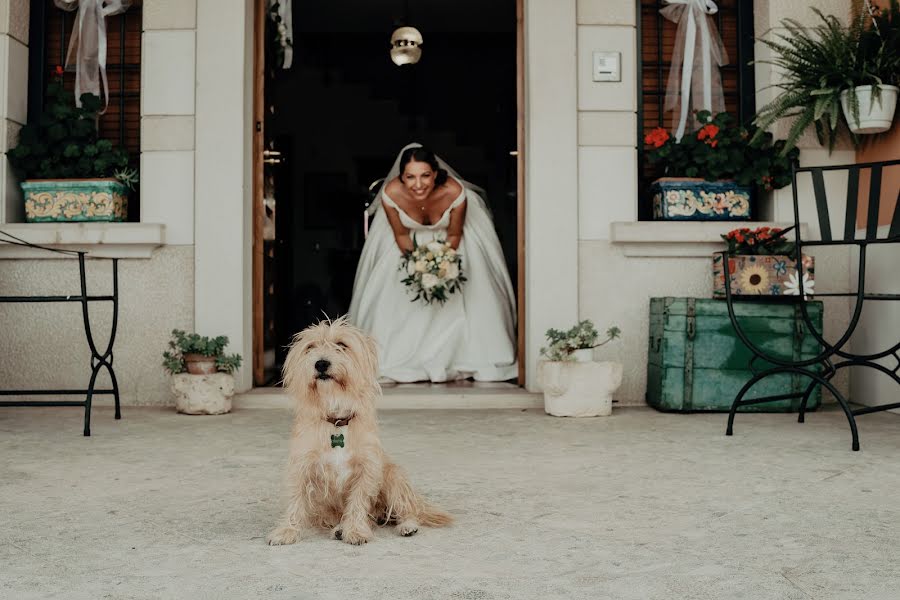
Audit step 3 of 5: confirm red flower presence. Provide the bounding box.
[644,127,670,149]
[707,139,718,148]
[697,124,720,141]
[54,65,64,77]
[735,233,745,243]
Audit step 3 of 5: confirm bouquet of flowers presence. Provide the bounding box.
[399,237,466,305]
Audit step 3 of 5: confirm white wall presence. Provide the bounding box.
[0,0,28,223]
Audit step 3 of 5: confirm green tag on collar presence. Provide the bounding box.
[331,434,345,448]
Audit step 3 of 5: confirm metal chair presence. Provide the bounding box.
[722,158,900,451]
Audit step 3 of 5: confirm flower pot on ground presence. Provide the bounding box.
[712,227,815,299]
[539,360,623,417]
[163,330,243,415]
[643,112,797,221]
[539,320,622,417]
[841,85,899,134]
[7,69,137,222]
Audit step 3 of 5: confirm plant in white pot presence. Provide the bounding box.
[538,321,622,417]
[752,4,900,155]
[163,330,243,415]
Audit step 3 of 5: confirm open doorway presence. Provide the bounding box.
[253,0,522,386]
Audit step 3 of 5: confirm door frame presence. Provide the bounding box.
[251,0,527,386]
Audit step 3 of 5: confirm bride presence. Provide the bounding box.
[348,143,518,383]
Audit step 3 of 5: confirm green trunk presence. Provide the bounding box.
[647,297,824,412]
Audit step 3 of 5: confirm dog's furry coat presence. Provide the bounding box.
[267,318,452,545]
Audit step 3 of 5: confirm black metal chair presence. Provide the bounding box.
[722,158,900,451]
[0,230,121,436]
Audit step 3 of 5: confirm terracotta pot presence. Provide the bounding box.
[183,353,218,375]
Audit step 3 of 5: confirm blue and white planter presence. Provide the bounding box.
[650,178,752,221]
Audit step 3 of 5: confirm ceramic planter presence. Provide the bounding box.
[21,178,128,222]
[651,178,752,221]
[538,360,623,417]
[183,353,218,375]
[840,85,899,135]
[712,254,815,298]
[570,348,593,362]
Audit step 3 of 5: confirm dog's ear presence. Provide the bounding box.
[281,328,311,398]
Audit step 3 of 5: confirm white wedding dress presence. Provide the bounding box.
[348,146,517,383]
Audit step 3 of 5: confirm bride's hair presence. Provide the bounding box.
[399,146,449,187]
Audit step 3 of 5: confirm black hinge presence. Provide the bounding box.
[684,298,696,410]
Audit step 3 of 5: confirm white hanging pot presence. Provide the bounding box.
[571,348,594,363]
[840,85,899,134]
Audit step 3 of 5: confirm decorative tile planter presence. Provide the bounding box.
[21,178,128,222]
[651,178,752,221]
[712,254,815,298]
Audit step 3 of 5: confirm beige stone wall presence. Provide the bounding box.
[0,246,194,406]
[573,0,853,405]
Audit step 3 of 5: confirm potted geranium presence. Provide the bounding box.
[7,67,137,222]
[644,111,798,221]
[163,330,243,415]
[538,321,622,417]
[753,5,899,153]
[712,226,815,298]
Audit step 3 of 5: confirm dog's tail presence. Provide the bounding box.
[417,503,453,527]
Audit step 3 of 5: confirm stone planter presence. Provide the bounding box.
[840,85,898,135]
[21,178,128,222]
[171,372,234,415]
[712,254,815,298]
[538,360,623,417]
[650,178,752,221]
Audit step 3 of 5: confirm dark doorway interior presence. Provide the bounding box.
[263,0,517,381]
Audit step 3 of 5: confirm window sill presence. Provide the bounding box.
[0,223,166,259]
[609,221,807,257]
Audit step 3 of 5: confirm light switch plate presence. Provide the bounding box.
[592,51,621,82]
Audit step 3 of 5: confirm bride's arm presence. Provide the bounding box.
[446,201,467,250]
[383,204,414,252]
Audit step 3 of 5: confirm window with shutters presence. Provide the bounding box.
[637,0,756,219]
[28,0,142,162]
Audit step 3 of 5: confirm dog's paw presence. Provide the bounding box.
[396,520,419,537]
[266,526,301,546]
[340,526,373,545]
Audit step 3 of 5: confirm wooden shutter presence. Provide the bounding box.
[43,0,142,157]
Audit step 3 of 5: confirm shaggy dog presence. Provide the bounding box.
[266,317,452,545]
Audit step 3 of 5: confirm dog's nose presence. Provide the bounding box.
[315,359,331,374]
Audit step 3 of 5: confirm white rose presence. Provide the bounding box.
[421,273,439,290]
[444,262,460,280]
[426,241,444,254]
[406,260,416,275]
[414,260,427,273]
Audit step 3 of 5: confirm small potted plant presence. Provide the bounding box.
[712,226,815,298]
[163,329,243,415]
[644,111,798,221]
[538,321,622,417]
[7,67,138,222]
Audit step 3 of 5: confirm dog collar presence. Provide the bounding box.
[326,414,354,428]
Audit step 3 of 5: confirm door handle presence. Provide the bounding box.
[264,158,283,165]
[263,150,282,158]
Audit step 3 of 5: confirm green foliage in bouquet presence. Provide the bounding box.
[540,320,621,362]
[644,111,799,191]
[162,329,243,375]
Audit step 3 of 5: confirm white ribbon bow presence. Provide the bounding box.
[268,0,293,69]
[54,0,132,112]
[660,0,727,141]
